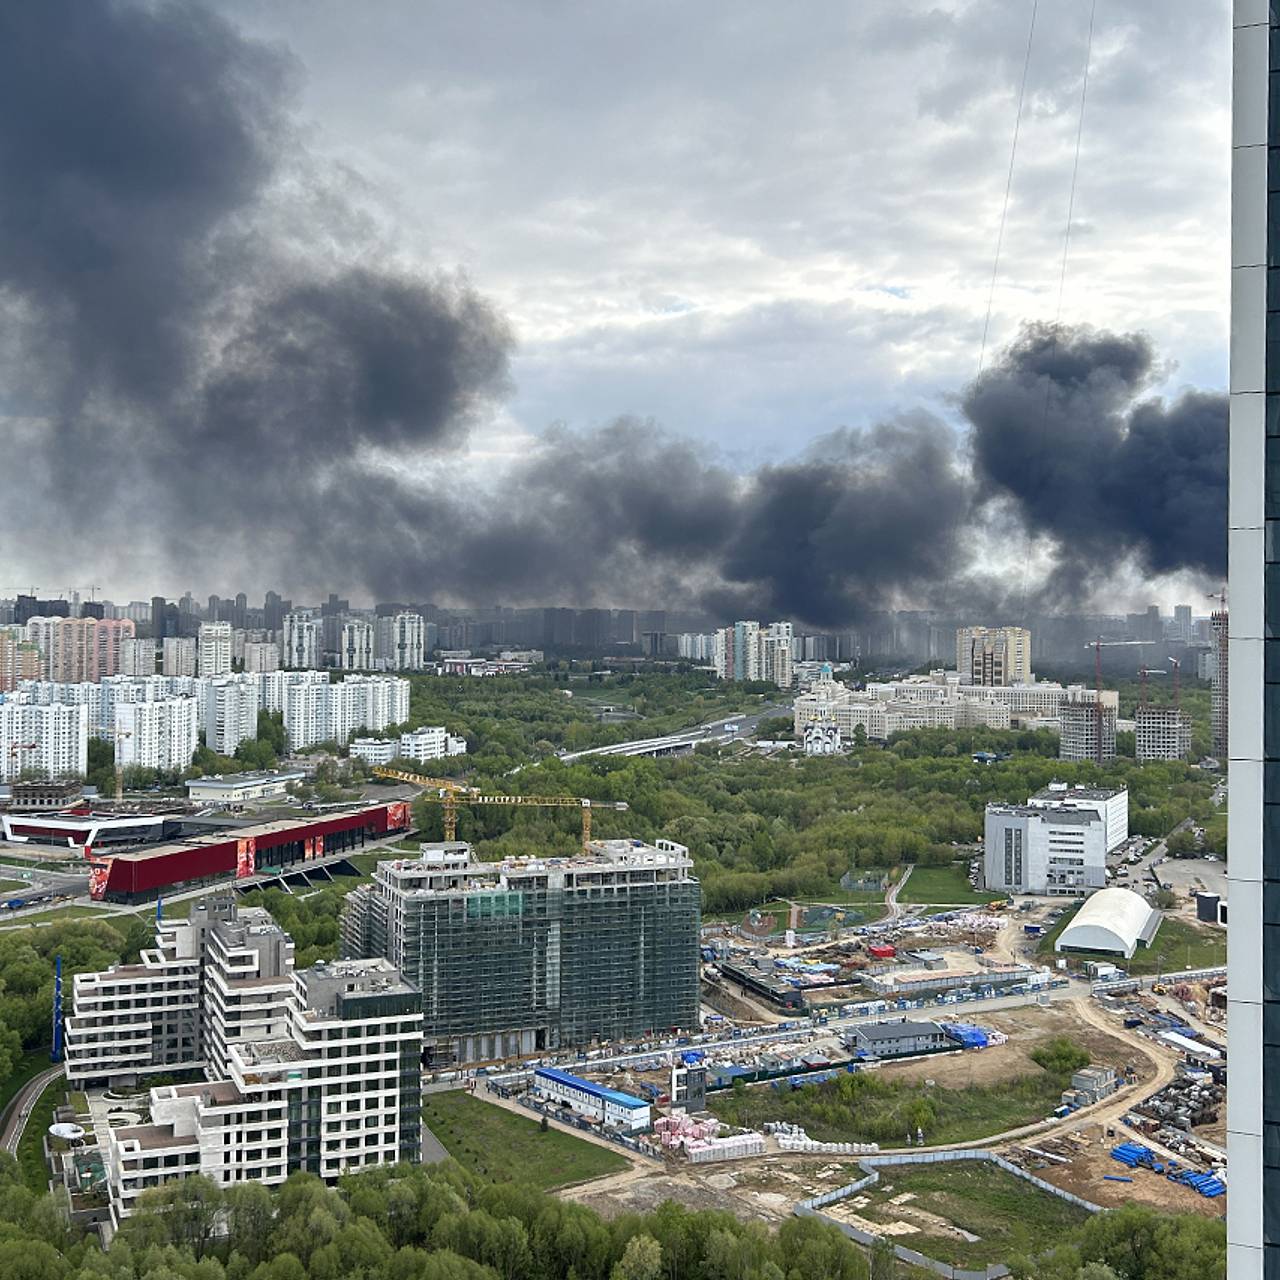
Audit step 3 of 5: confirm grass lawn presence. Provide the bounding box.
[423,1090,629,1190]
[899,864,1003,906]
[709,1062,1070,1147]
[16,1076,61,1193]
[0,1049,53,1123]
[0,905,113,928]
[1040,909,1226,976]
[0,879,28,896]
[856,1160,1089,1269]
[704,899,793,928]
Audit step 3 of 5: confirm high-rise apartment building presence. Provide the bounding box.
[197,621,232,677]
[1134,704,1191,762]
[342,838,700,1064]
[283,674,410,750]
[712,620,794,687]
[24,616,136,682]
[0,700,88,781]
[118,638,156,677]
[115,697,200,773]
[1212,609,1229,757]
[203,675,260,756]
[161,636,196,678]
[64,899,421,1224]
[1230,8,1270,1271]
[283,611,322,670]
[375,612,427,670]
[1058,693,1117,763]
[338,619,375,670]
[955,626,1033,687]
[243,640,280,673]
[0,627,41,691]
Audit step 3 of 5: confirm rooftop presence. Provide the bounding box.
[1031,784,1127,802]
[186,770,306,791]
[986,804,1101,825]
[113,1123,197,1151]
[855,1020,945,1041]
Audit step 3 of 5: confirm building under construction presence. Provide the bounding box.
[341,837,701,1064]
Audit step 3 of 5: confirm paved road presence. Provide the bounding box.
[560,704,789,763]
[1,1064,63,1155]
[885,865,913,922]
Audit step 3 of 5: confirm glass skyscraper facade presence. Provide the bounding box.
[1230,4,1276,1275]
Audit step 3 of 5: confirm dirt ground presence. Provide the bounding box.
[879,1002,1156,1090]
[563,1155,865,1225]
[1009,1124,1225,1219]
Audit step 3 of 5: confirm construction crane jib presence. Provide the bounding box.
[371,767,628,853]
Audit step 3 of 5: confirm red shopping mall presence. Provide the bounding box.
[83,801,412,903]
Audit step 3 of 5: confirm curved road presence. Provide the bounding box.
[1,1064,63,1155]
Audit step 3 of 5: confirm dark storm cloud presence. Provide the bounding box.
[0,4,1227,627]
[965,323,1227,596]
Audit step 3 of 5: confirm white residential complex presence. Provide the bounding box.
[712,620,794,687]
[350,725,466,767]
[283,675,410,750]
[161,636,196,678]
[119,638,156,676]
[203,675,260,755]
[283,611,322,670]
[243,640,280,673]
[676,633,715,663]
[955,626,1032,687]
[0,700,88,782]
[984,803,1108,897]
[197,622,232,677]
[339,619,375,670]
[64,899,421,1223]
[375,612,428,670]
[115,697,200,773]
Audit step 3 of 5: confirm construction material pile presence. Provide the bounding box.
[764,1121,879,1156]
[653,1114,720,1148]
[686,1132,767,1163]
[1111,1142,1226,1199]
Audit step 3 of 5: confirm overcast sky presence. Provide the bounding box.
[0,1,1230,614]
[223,0,1228,465]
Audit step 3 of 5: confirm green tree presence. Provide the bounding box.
[612,1234,663,1280]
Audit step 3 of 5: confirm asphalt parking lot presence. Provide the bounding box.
[1154,856,1227,902]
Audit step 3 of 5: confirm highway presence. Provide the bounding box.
[559,705,790,763]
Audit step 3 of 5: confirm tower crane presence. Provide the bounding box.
[113,727,133,802]
[7,743,38,781]
[1083,638,1148,764]
[1167,656,1182,710]
[1136,666,1165,707]
[371,767,629,853]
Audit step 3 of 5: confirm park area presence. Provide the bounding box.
[898,863,1003,907]
[423,1090,630,1190]
[823,1158,1091,1270]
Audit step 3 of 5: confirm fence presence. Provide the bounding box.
[793,1147,1103,1280]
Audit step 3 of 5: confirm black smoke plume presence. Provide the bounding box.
[0,5,1228,626]
[965,323,1227,596]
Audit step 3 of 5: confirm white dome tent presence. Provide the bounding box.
[1055,887,1161,960]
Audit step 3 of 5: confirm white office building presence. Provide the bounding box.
[283,675,410,751]
[243,640,280,673]
[203,675,260,756]
[983,803,1107,897]
[197,622,232,678]
[115,697,200,773]
[338,619,375,670]
[0,700,88,782]
[375,613,427,670]
[350,725,466,767]
[283,612,322,670]
[1027,783,1128,852]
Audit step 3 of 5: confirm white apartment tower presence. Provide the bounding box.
[119,638,157,676]
[0,701,88,782]
[339,619,375,670]
[197,622,233,677]
[203,675,260,756]
[283,675,410,751]
[375,612,427,670]
[115,697,200,773]
[162,636,197,678]
[283,612,322,670]
[243,640,280,673]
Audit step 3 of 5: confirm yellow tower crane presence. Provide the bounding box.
[371,767,628,853]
